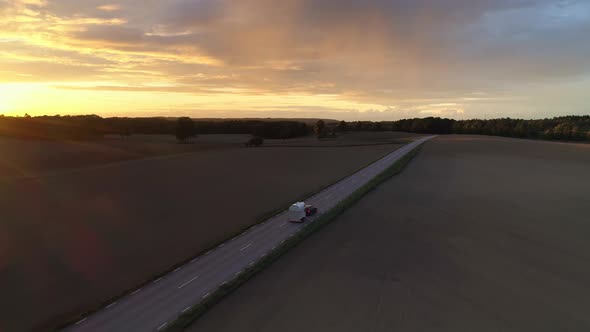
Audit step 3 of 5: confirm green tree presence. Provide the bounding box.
[175,117,197,142]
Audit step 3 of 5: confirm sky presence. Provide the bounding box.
[0,0,589,120]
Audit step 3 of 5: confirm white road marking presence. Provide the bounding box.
[219,243,224,248]
[178,275,199,289]
[75,318,87,325]
[279,223,287,228]
[106,302,117,309]
[153,277,162,283]
[235,271,242,277]
[191,258,197,263]
[157,322,168,331]
[131,289,142,295]
[182,306,192,313]
[174,267,181,272]
[240,243,252,251]
[248,261,255,267]
[202,292,211,299]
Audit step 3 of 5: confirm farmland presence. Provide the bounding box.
[0,132,417,179]
[190,135,590,332]
[0,132,417,331]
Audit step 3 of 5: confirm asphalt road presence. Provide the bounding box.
[64,136,434,332]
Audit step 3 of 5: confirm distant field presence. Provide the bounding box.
[0,132,418,331]
[265,131,420,147]
[0,132,421,179]
[0,135,238,178]
[190,135,590,332]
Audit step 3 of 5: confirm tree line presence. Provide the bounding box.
[336,116,590,141]
[0,115,310,141]
[1,114,588,142]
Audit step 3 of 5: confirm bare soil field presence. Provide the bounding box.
[190,135,590,332]
[0,135,242,179]
[265,131,422,147]
[0,132,420,179]
[0,137,409,332]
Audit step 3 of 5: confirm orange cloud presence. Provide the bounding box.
[0,0,589,120]
[97,4,121,12]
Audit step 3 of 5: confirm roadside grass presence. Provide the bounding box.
[164,143,424,332]
[55,142,406,331]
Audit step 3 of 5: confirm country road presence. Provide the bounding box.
[64,136,434,332]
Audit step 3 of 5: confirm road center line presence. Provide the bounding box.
[240,243,252,251]
[178,275,199,289]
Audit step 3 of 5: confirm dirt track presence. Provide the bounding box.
[191,135,590,332]
[0,140,405,332]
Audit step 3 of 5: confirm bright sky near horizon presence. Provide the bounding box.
[0,0,589,120]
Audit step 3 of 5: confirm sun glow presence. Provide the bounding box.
[0,81,387,118]
[0,83,47,115]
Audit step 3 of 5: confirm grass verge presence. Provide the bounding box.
[164,143,424,331]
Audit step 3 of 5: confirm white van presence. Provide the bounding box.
[288,202,306,223]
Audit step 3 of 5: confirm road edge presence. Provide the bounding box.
[164,140,428,331]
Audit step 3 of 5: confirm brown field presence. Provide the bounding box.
[0,132,421,179]
[190,135,590,332]
[0,133,417,332]
[0,135,240,179]
[264,131,420,147]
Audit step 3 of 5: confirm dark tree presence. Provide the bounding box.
[314,120,326,139]
[175,117,197,142]
[245,136,264,147]
[337,120,348,132]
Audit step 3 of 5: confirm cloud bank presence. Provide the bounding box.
[0,0,589,119]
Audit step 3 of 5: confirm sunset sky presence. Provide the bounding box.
[0,0,589,120]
